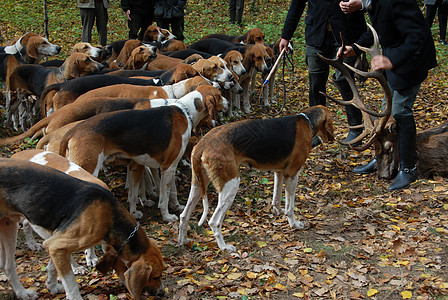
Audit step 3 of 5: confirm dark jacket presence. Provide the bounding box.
[121,0,154,15]
[357,0,437,91]
[281,0,367,48]
[154,0,187,18]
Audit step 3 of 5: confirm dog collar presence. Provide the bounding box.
[58,68,67,81]
[298,112,313,131]
[117,222,140,254]
[175,102,194,126]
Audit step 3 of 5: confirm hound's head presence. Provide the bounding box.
[244,44,271,73]
[223,50,246,76]
[143,25,165,42]
[63,52,105,78]
[19,33,61,62]
[123,45,157,70]
[72,42,102,60]
[169,63,200,84]
[246,27,265,44]
[194,56,234,84]
[160,28,176,40]
[195,85,228,127]
[303,105,335,144]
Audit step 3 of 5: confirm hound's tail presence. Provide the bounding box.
[190,146,210,226]
[39,82,63,117]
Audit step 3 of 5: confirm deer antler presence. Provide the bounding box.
[318,23,392,151]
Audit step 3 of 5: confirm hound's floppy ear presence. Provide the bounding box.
[95,245,128,284]
[27,40,40,59]
[125,258,152,299]
[67,56,80,79]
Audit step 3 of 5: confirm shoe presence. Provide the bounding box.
[353,157,377,174]
[388,166,418,191]
[312,136,322,148]
[343,128,363,145]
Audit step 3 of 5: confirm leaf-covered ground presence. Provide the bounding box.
[0,1,447,299]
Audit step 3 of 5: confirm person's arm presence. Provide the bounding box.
[279,0,307,52]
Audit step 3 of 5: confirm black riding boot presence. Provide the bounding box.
[333,75,363,143]
[388,115,418,191]
[353,157,377,174]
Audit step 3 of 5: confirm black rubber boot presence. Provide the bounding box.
[388,116,418,191]
[333,75,363,143]
[309,71,328,107]
[353,157,377,174]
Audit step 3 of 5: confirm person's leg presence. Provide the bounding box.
[305,45,330,107]
[388,84,420,191]
[333,55,363,143]
[140,13,154,41]
[228,0,236,23]
[94,2,108,46]
[235,0,244,25]
[426,4,437,28]
[128,13,141,39]
[170,17,185,41]
[438,2,448,43]
[80,8,95,43]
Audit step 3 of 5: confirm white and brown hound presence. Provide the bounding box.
[178,105,334,252]
[0,158,164,300]
[58,85,228,223]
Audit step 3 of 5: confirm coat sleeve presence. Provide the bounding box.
[281,0,307,41]
[385,0,430,69]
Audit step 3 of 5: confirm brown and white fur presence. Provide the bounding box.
[178,105,334,251]
[6,52,105,131]
[72,42,102,60]
[0,158,164,300]
[10,149,108,270]
[58,85,228,222]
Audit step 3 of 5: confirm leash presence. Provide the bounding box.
[260,46,295,117]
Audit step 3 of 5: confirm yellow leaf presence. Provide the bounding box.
[398,260,410,266]
[436,228,445,233]
[274,283,286,291]
[227,272,243,280]
[443,204,448,210]
[401,290,412,299]
[237,288,247,295]
[367,289,378,297]
[246,272,258,279]
[303,248,313,253]
[287,272,297,281]
[293,292,304,298]
[257,241,267,248]
[434,186,445,192]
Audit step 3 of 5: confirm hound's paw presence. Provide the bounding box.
[290,220,305,229]
[85,252,99,267]
[272,206,283,216]
[178,236,191,245]
[162,213,179,223]
[72,265,89,275]
[170,204,185,213]
[221,244,237,253]
[131,210,143,219]
[26,240,44,251]
[47,282,65,294]
[16,289,38,300]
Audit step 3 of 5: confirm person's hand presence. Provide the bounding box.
[371,55,393,70]
[279,38,290,53]
[340,0,362,14]
[337,45,356,58]
[126,10,131,20]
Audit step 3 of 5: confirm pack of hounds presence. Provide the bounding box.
[0,27,335,299]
